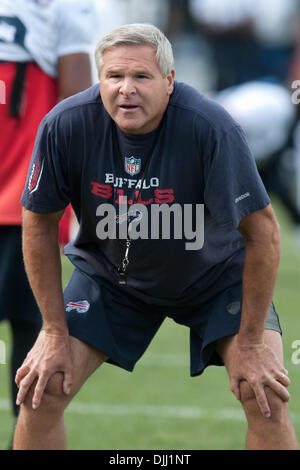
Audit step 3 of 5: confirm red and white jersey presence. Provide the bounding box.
[0,0,97,225]
[0,0,97,77]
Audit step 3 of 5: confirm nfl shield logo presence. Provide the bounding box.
[124,156,141,176]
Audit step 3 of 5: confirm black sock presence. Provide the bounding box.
[9,319,42,417]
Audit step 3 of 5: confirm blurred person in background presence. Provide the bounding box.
[253,0,299,84]
[189,0,299,90]
[215,80,300,253]
[124,0,169,31]
[90,0,127,84]
[188,0,260,91]
[189,0,300,254]
[0,0,96,445]
[165,0,216,93]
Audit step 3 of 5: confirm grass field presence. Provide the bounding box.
[0,197,299,450]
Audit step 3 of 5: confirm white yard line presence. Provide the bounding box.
[0,398,299,424]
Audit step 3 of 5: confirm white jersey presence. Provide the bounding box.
[0,0,97,77]
[215,81,296,165]
[189,0,298,46]
[189,0,254,29]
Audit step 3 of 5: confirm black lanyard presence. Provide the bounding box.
[111,119,164,285]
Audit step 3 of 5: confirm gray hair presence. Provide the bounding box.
[94,23,174,78]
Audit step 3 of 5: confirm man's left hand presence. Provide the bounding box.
[227,336,290,418]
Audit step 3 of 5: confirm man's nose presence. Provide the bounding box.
[119,78,136,96]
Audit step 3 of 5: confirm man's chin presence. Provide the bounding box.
[116,121,146,135]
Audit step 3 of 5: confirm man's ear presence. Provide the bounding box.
[166,69,175,96]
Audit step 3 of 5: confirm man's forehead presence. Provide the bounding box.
[102,44,157,66]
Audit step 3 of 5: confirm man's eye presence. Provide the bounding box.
[136,75,148,79]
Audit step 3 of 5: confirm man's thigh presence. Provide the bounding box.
[216,329,284,371]
[63,335,108,399]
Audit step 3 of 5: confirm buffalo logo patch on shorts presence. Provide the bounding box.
[66,300,90,313]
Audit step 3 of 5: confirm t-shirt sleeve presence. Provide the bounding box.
[203,125,270,229]
[21,117,70,213]
[55,0,98,58]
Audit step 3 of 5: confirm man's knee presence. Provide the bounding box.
[240,380,289,424]
[22,372,72,415]
[42,372,75,411]
[44,372,66,398]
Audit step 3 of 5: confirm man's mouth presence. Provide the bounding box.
[119,104,139,111]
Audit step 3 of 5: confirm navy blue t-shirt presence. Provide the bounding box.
[21,81,270,306]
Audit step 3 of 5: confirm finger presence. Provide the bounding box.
[252,384,271,418]
[278,366,289,376]
[268,378,290,403]
[15,364,30,388]
[230,379,241,401]
[276,372,291,388]
[32,375,49,410]
[16,370,37,406]
[63,371,73,396]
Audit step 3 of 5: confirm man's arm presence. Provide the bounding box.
[57,52,92,100]
[227,204,290,417]
[56,53,91,247]
[15,208,72,409]
[237,204,281,344]
[22,208,68,335]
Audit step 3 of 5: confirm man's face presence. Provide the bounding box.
[99,45,175,134]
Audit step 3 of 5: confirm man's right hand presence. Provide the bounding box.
[15,330,73,410]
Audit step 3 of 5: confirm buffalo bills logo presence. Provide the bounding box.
[28,158,44,193]
[116,210,142,224]
[66,300,90,313]
[124,156,141,176]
